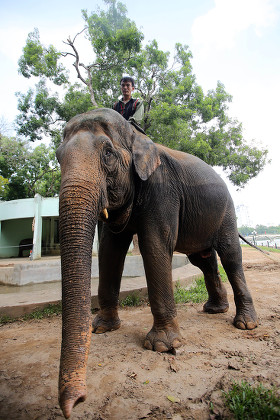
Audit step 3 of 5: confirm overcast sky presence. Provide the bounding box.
[0,0,280,227]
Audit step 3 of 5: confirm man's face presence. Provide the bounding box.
[121,81,134,99]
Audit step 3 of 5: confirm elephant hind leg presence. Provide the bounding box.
[217,243,258,330]
[188,251,229,314]
[93,308,121,334]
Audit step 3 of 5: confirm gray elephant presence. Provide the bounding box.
[56,108,257,418]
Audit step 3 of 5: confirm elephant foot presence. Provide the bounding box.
[203,299,229,314]
[234,306,258,330]
[92,312,121,334]
[144,319,182,352]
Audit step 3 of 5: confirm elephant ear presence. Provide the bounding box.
[132,132,161,181]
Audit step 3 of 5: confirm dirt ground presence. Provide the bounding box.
[0,247,280,420]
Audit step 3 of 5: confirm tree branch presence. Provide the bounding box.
[63,32,98,107]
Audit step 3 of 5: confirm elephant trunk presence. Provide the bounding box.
[58,183,98,418]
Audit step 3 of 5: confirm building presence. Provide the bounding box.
[0,194,98,259]
[0,194,59,259]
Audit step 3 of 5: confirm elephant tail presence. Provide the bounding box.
[239,233,270,255]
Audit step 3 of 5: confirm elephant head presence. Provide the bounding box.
[56,108,160,418]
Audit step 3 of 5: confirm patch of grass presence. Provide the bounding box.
[120,293,143,307]
[218,265,228,282]
[0,303,62,325]
[223,381,280,420]
[241,244,280,253]
[0,314,13,324]
[23,303,62,320]
[174,265,228,304]
[174,276,208,304]
[259,246,280,253]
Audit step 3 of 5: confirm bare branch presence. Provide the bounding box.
[60,49,76,58]
[72,27,88,43]
[62,33,98,107]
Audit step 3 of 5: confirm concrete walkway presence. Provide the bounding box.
[0,258,202,318]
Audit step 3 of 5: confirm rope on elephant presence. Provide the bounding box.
[239,233,280,264]
[239,233,269,255]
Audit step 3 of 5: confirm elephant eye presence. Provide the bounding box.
[103,147,116,168]
[104,149,112,157]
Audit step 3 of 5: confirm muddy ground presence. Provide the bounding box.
[0,247,280,420]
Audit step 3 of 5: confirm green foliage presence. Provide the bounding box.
[255,224,280,234]
[18,28,68,85]
[16,80,61,142]
[57,84,96,121]
[0,303,62,324]
[80,0,144,107]
[0,134,60,200]
[0,175,9,197]
[218,265,228,282]
[174,265,227,304]
[16,0,144,142]
[120,293,142,307]
[238,225,256,235]
[141,42,268,187]
[239,225,280,234]
[257,246,280,253]
[15,0,269,192]
[0,315,13,324]
[83,0,143,58]
[174,276,208,304]
[23,303,62,320]
[223,381,280,419]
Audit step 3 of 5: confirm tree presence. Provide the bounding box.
[129,42,268,187]
[16,0,268,190]
[0,134,60,200]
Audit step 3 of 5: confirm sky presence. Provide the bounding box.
[0,0,280,227]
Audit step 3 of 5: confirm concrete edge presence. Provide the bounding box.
[0,266,202,318]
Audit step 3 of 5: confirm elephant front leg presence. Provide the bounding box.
[141,246,182,352]
[144,318,182,353]
[93,226,133,334]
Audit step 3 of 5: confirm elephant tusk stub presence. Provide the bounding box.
[101,208,109,220]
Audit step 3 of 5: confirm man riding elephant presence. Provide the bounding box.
[113,76,144,130]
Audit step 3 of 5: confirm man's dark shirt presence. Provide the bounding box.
[113,98,141,121]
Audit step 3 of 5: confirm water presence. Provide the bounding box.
[256,239,280,248]
[242,236,280,249]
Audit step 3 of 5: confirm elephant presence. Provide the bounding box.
[56,108,258,418]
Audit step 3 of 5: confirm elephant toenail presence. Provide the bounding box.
[154,342,169,352]
[173,339,181,348]
[144,340,153,350]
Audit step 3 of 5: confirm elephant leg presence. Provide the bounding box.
[217,239,258,330]
[92,225,133,334]
[188,251,229,313]
[139,236,182,352]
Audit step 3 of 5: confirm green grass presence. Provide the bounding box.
[241,244,280,253]
[120,293,143,307]
[0,265,229,321]
[223,381,280,419]
[0,303,62,325]
[174,276,208,304]
[174,265,228,304]
[259,246,280,253]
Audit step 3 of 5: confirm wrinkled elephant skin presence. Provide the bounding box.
[56,108,258,418]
